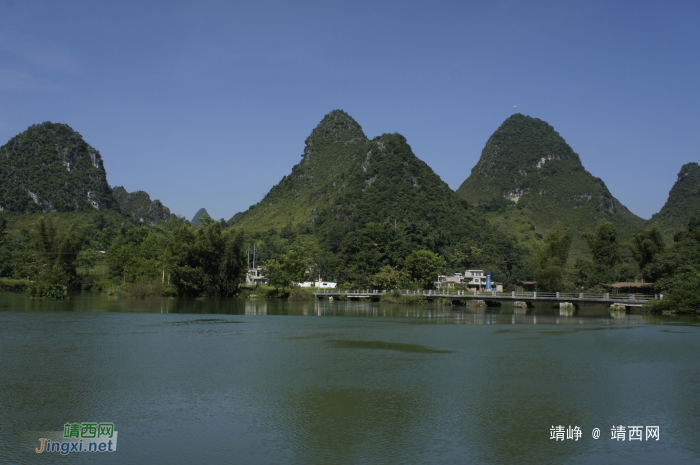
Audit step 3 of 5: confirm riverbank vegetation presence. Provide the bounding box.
[288,288,315,301]
[1,209,699,313]
[641,218,700,313]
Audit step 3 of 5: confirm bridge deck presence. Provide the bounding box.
[313,290,657,307]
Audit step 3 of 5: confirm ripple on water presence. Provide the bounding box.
[165,318,247,325]
[326,340,452,353]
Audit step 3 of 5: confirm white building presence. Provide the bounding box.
[297,278,337,289]
[436,270,503,292]
[246,267,267,286]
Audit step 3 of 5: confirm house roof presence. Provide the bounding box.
[602,282,655,289]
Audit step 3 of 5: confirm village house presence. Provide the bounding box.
[436,270,503,292]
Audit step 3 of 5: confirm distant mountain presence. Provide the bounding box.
[0,122,113,213]
[112,186,171,226]
[231,110,525,277]
[456,114,645,254]
[226,211,244,226]
[650,162,700,238]
[192,208,210,227]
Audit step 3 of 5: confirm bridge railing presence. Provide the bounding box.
[317,288,659,302]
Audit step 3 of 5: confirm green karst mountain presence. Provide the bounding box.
[313,132,495,249]
[192,208,210,227]
[232,110,526,280]
[456,114,645,256]
[230,110,369,231]
[650,162,700,239]
[112,186,171,226]
[0,122,113,213]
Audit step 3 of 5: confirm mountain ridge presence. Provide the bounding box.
[0,122,114,213]
[650,162,700,239]
[112,186,171,226]
[456,114,645,255]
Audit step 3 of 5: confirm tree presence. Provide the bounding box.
[30,217,88,284]
[404,250,446,289]
[371,265,409,290]
[644,217,700,284]
[0,216,12,278]
[629,224,665,271]
[533,222,572,291]
[76,249,99,275]
[107,227,166,282]
[581,220,622,285]
[168,217,246,297]
[281,247,309,283]
[583,220,622,269]
[644,268,700,314]
[264,246,310,289]
[264,259,291,289]
[573,258,596,289]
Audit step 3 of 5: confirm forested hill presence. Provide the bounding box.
[650,162,700,239]
[229,110,369,230]
[0,122,113,213]
[112,186,171,226]
[231,110,528,283]
[456,114,645,255]
[313,132,499,251]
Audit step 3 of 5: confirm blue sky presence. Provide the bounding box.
[1,0,698,221]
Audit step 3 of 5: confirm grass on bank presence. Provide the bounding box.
[0,277,29,292]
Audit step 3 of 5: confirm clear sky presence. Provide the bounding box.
[1,0,698,221]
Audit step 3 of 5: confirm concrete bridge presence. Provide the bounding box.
[314,289,659,308]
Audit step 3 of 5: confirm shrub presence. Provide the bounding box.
[0,278,29,292]
[288,287,315,301]
[130,281,149,299]
[163,285,178,297]
[26,267,68,300]
[643,268,700,314]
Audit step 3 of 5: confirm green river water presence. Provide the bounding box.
[1,291,699,464]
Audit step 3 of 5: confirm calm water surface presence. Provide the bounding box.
[1,291,699,464]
